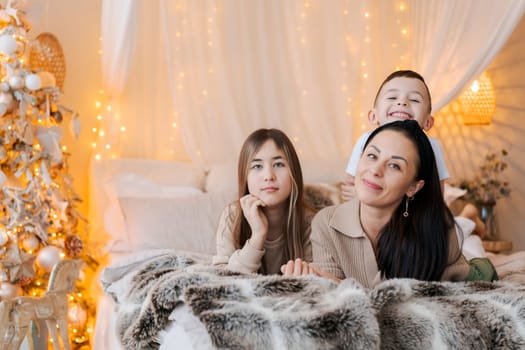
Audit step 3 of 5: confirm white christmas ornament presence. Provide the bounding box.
[22,234,40,251]
[0,92,13,105]
[36,125,63,163]
[68,304,88,327]
[0,282,20,300]
[25,73,42,91]
[8,75,24,89]
[38,71,56,88]
[0,229,8,246]
[36,245,62,272]
[0,34,17,55]
[0,82,9,92]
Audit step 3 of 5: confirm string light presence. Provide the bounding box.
[91,91,126,160]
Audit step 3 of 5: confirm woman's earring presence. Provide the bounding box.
[403,196,414,217]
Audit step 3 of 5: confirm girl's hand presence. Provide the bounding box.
[240,194,268,248]
[281,259,341,283]
[341,174,356,202]
[280,258,316,276]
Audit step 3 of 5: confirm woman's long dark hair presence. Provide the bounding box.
[365,120,459,281]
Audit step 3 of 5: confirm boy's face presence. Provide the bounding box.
[369,77,434,131]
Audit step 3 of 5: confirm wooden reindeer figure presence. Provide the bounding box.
[0,259,82,350]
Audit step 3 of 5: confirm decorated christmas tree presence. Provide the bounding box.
[0,2,97,348]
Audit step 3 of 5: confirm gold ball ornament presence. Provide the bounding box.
[29,33,66,89]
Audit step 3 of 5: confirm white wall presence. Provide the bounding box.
[434,14,525,251]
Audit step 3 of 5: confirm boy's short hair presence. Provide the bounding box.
[374,70,432,113]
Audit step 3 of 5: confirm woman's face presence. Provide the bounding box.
[247,139,292,207]
[355,129,423,211]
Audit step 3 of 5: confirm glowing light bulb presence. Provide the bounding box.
[471,80,480,93]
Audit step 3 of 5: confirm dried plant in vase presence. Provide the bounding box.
[458,149,511,240]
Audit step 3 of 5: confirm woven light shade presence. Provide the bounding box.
[459,72,496,125]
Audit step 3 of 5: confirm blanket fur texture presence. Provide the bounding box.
[104,252,525,350]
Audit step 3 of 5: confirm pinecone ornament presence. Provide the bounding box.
[65,235,83,257]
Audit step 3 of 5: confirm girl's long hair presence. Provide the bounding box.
[232,128,309,265]
[367,120,460,280]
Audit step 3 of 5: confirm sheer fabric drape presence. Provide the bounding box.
[100,0,525,164]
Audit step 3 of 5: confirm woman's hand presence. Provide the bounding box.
[240,194,268,248]
[281,259,341,283]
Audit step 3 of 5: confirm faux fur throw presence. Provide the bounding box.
[104,253,525,350]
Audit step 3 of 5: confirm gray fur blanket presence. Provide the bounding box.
[102,252,525,350]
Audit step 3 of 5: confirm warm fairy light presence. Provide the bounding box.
[92,127,97,133]
[120,126,126,132]
[471,80,480,93]
[364,12,370,18]
[401,28,408,35]
[105,144,111,149]
[98,131,105,137]
[95,154,101,160]
[172,122,177,128]
[62,145,67,151]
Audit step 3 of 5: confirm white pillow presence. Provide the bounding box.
[103,170,202,252]
[118,191,236,255]
[103,184,204,252]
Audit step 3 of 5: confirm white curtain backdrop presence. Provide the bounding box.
[100,0,525,166]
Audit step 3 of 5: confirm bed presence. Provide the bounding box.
[91,158,525,350]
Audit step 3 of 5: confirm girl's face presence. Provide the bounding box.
[355,130,423,211]
[247,139,292,207]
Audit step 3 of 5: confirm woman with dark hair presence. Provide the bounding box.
[212,128,314,274]
[282,120,496,286]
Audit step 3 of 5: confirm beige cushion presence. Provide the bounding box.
[118,191,236,255]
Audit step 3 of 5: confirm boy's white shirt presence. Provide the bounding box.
[345,131,450,181]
